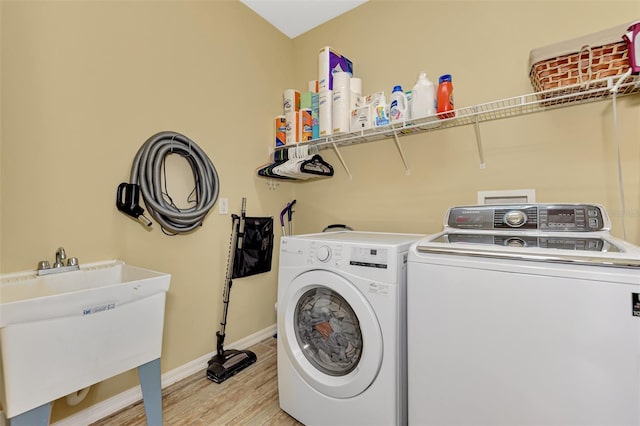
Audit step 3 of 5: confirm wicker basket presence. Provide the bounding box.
[529,41,629,94]
[528,22,635,100]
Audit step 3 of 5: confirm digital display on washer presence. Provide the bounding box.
[547,209,576,225]
[447,209,493,229]
[350,247,388,268]
[454,216,483,225]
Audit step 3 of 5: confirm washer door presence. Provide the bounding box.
[281,269,383,398]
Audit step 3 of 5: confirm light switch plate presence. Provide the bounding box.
[218,198,229,214]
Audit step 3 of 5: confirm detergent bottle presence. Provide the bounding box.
[622,20,640,74]
[389,85,408,123]
[410,72,436,120]
[437,74,455,119]
[374,93,390,127]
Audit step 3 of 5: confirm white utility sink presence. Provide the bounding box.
[0,260,171,420]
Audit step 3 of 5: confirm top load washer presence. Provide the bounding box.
[278,231,423,426]
[407,204,640,426]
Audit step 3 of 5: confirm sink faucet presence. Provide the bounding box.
[54,247,67,268]
[37,246,79,275]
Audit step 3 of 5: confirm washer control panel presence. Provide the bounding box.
[444,233,619,252]
[307,242,389,269]
[446,204,609,232]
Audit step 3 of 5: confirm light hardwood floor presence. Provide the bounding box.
[90,337,302,425]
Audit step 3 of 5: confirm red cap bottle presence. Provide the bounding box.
[437,74,455,119]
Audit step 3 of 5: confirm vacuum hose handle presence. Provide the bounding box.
[116,183,152,227]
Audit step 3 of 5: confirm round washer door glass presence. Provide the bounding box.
[281,269,383,399]
[294,287,362,376]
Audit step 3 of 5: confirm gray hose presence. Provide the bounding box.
[130,131,219,234]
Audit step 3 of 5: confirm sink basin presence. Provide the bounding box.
[0,260,170,419]
[1,260,170,327]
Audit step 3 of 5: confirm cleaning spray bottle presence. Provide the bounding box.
[410,72,436,120]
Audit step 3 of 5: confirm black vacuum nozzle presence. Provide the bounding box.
[206,349,257,383]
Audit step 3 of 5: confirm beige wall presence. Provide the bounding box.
[292,0,640,244]
[1,0,639,422]
[0,0,294,421]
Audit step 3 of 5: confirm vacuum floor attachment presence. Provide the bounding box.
[206,348,257,383]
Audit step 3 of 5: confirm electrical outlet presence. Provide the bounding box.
[218,198,229,215]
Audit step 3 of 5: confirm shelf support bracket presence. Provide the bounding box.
[392,131,410,175]
[331,142,352,179]
[609,70,631,241]
[473,107,486,169]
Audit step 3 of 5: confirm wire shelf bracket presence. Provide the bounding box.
[473,107,486,169]
[391,130,410,175]
[331,141,352,179]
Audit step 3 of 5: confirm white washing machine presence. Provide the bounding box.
[407,204,640,425]
[278,231,424,426]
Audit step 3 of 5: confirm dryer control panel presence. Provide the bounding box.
[446,204,610,232]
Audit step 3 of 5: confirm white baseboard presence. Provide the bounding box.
[51,324,276,426]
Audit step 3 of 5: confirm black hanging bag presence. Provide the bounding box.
[232,216,274,279]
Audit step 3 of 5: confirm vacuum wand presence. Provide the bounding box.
[216,198,246,355]
[216,213,240,356]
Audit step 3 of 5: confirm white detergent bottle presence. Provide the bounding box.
[389,85,408,123]
[374,93,390,127]
[410,72,436,120]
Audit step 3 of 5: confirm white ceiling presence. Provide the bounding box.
[240,0,368,39]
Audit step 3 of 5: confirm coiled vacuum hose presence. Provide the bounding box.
[129,131,219,234]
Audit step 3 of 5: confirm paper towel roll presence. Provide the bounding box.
[330,73,350,134]
[285,111,298,144]
[283,89,300,114]
[350,78,362,95]
[332,86,349,134]
[319,90,333,137]
[332,72,350,92]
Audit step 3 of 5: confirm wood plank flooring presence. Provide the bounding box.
[90,337,302,425]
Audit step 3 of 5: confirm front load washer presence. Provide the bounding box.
[278,231,424,426]
[407,204,640,425]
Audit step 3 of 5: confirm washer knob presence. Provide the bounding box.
[317,245,331,262]
[504,210,527,227]
[504,237,526,247]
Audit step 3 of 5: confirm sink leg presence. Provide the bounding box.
[7,402,51,426]
[137,358,163,426]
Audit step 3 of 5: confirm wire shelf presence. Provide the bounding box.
[277,74,640,153]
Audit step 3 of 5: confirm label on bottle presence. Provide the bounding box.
[374,105,390,127]
[437,82,455,119]
[390,100,403,120]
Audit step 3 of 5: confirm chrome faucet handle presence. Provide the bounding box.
[54,247,67,268]
[56,247,67,261]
